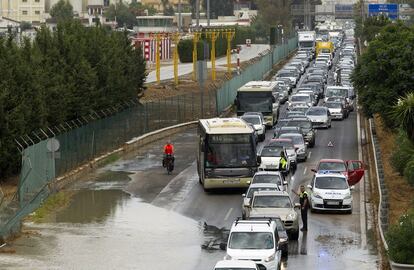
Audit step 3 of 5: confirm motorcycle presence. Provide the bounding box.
[163,154,174,174]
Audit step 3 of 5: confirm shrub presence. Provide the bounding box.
[390,131,414,177]
[404,159,414,186]
[386,209,414,264]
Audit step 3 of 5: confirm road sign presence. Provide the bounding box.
[328,141,334,147]
[368,3,399,20]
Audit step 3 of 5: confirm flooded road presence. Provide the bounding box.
[2,124,379,269]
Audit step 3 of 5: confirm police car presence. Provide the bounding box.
[307,171,353,214]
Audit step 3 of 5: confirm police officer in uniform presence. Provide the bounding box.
[293,185,309,232]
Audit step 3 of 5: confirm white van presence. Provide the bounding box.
[221,219,282,270]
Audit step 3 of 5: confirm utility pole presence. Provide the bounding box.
[207,0,210,26]
[178,0,182,32]
[196,0,200,29]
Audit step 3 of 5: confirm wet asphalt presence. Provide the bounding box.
[2,55,379,270]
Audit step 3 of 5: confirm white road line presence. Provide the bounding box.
[303,167,307,175]
[224,208,234,221]
[308,151,312,159]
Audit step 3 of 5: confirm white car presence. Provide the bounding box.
[288,94,313,109]
[241,115,266,141]
[307,172,353,214]
[213,260,259,270]
[222,219,283,270]
[258,145,290,172]
[246,191,300,240]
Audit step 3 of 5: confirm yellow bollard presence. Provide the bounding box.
[222,29,235,76]
[172,32,180,86]
[156,33,161,83]
[192,31,201,81]
[207,30,218,81]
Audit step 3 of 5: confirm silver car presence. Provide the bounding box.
[306,106,332,129]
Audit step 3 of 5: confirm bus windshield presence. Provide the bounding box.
[206,134,256,168]
[237,91,273,113]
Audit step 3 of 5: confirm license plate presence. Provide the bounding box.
[326,201,340,205]
[223,179,240,184]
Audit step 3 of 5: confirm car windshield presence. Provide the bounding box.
[291,107,309,113]
[247,187,279,198]
[253,195,292,208]
[280,134,303,145]
[229,232,274,249]
[278,72,294,78]
[269,140,294,149]
[326,103,342,109]
[315,177,348,189]
[307,108,326,116]
[326,88,348,98]
[291,95,309,102]
[318,162,346,171]
[261,146,283,157]
[287,120,312,129]
[253,174,282,185]
[242,116,261,125]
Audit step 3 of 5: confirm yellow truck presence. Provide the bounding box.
[316,41,334,56]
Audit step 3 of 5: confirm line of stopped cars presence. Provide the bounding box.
[213,30,366,270]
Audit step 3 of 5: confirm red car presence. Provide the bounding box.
[311,159,365,186]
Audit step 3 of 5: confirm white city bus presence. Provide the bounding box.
[235,81,279,127]
[197,118,260,190]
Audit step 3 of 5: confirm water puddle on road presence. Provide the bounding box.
[3,180,202,270]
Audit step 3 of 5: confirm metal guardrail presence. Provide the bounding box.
[369,118,389,250]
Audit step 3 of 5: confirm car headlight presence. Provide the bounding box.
[224,254,232,260]
[287,213,296,220]
[307,131,313,137]
[313,193,323,199]
[264,254,275,262]
[344,193,352,200]
[297,148,305,154]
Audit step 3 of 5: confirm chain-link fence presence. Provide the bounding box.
[0,39,297,238]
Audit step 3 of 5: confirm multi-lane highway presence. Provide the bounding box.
[3,43,379,269]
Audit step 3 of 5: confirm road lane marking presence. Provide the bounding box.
[308,151,312,159]
[303,167,307,175]
[224,208,233,221]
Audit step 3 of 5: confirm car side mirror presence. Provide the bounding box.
[294,203,301,209]
[307,184,313,189]
[257,156,262,164]
[311,168,316,173]
[283,181,288,186]
[219,243,227,251]
[242,193,246,198]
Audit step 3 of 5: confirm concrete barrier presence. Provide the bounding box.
[54,121,198,190]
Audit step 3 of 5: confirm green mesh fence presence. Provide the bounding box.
[215,36,298,114]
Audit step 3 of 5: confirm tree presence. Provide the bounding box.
[0,21,147,182]
[163,5,175,16]
[129,0,157,16]
[254,0,292,36]
[352,22,414,127]
[202,0,234,19]
[105,2,137,28]
[392,92,414,142]
[50,0,74,21]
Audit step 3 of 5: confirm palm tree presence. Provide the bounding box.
[392,92,414,142]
